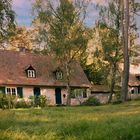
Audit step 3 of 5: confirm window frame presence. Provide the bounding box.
[136,76,140,81]
[6,87,17,96]
[27,70,36,78]
[56,71,63,80]
[71,88,87,99]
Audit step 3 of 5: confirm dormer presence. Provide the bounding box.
[136,74,140,81]
[25,65,36,78]
[54,67,63,80]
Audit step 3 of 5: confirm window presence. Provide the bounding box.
[71,89,87,98]
[138,87,140,94]
[0,87,5,94]
[6,87,17,96]
[17,87,23,98]
[56,71,63,80]
[136,75,140,81]
[27,70,35,78]
[25,65,36,78]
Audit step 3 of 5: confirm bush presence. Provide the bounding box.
[0,94,17,109]
[29,95,48,108]
[0,94,8,109]
[131,135,140,140]
[82,96,100,106]
[15,99,31,108]
[0,94,48,109]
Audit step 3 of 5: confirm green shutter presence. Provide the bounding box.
[0,87,5,94]
[17,87,23,98]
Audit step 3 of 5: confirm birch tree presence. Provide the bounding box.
[32,0,89,105]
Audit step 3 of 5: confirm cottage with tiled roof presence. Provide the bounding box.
[128,65,140,96]
[0,50,91,105]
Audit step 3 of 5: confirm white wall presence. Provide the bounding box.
[41,88,68,105]
[41,88,55,105]
[23,87,34,100]
[22,86,89,105]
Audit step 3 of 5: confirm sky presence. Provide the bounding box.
[12,0,140,43]
[12,0,108,27]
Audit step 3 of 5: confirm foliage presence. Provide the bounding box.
[82,96,100,106]
[95,1,123,103]
[7,27,34,51]
[0,94,48,109]
[29,95,48,108]
[0,94,17,109]
[32,0,89,105]
[0,101,140,139]
[32,0,89,57]
[15,99,31,108]
[0,0,15,44]
[84,62,108,85]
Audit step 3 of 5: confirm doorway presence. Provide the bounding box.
[55,88,62,104]
[34,87,40,97]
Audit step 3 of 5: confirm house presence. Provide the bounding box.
[0,50,91,105]
[118,63,140,99]
[90,84,110,103]
[119,63,140,99]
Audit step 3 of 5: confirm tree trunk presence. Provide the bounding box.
[121,0,130,102]
[108,63,117,103]
[65,63,71,106]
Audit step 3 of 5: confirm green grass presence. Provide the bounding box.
[0,101,140,140]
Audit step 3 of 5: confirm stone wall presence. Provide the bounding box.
[128,93,140,100]
[90,93,109,104]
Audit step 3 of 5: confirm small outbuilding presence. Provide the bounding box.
[90,84,110,104]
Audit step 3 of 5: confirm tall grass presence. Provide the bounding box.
[0,101,140,140]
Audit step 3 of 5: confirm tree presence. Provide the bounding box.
[85,27,109,85]
[121,0,130,101]
[96,0,122,103]
[8,27,34,51]
[33,0,89,105]
[98,24,122,103]
[0,0,15,47]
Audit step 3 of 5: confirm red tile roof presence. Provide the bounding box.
[0,50,90,88]
[90,84,110,93]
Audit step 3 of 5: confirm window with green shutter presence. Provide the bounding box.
[0,87,5,94]
[17,87,23,98]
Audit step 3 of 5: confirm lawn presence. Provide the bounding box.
[0,101,140,140]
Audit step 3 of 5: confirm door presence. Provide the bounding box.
[34,87,40,97]
[55,88,62,104]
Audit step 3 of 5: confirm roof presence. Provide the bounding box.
[90,84,110,93]
[129,74,140,87]
[0,50,90,88]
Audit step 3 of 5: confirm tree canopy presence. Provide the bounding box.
[0,0,15,42]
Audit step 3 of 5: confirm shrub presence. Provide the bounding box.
[29,95,48,107]
[131,135,140,140]
[15,99,31,108]
[0,94,17,109]
[0,94,8,109]
[82,96,100,106]
[38,95,48,107]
